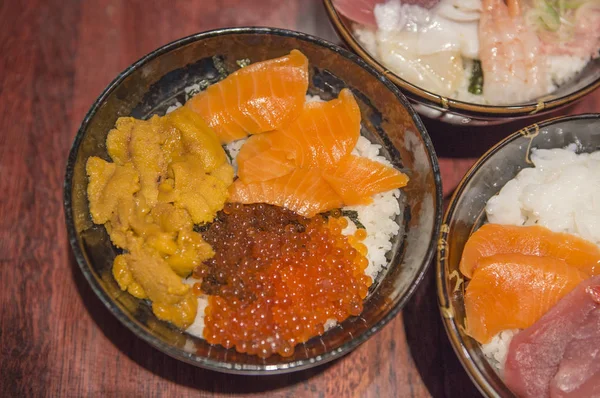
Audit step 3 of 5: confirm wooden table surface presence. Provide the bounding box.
[1,1,598,397]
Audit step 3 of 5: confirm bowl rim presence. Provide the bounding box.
[436,113,600,397]
[63,26,444,375]
[323,0,600,118]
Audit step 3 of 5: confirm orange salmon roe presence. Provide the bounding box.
[196,204,372,358]
[354,228,367,241]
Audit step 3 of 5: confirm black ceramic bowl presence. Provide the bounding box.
[323,0,600,126]
[437,114,600,396]
[64,27,443,374]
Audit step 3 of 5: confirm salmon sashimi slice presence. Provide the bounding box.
[186,50,309,144]
[235,88,361,183]
[236,134,295,183]
[228,168,343,218]
[238,148,295,182]
[323,154,409,206]
[460,224,600,279]
[235,134,273,166]
[230,87,408,214]
[268,88,361,170]
[465,253,588,344]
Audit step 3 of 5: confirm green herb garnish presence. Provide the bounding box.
[468,60,484,95]
[539,0,561,31]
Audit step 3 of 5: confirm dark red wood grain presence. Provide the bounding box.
[1,1,598,396]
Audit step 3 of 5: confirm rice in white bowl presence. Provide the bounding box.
[480,145,600,372]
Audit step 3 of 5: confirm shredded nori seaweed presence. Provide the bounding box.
[468,60,484,95]
[321,209,366,230]
[184,80,211,101]
[184,56,230,101]
[213,55,229,79]
[222,146,233,163]
[236,58,251,68]
[342,210,366,230]
[193,223,211,233]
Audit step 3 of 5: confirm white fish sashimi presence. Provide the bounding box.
[377,30,464,96]
[371,0,480,96]
[374,0,480,57]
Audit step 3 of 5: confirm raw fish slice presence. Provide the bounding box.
[550,307,600,397]
[279,168,338,218]
[333,0,382,27]
[231,87,405,210]
[323,154,409,205]
[504,276,600,398]
[186,50,309,144]
[227,181,264,203]
[236,134,295,183]
[333,0,439,27]
[460,224,600,278]
[228,168,343,218]
[376,30,464,98]
[238,149,295,182]
[269,88,361,170]
[464,253,587,344]
[235,134,273,166]
[479,0,548,105]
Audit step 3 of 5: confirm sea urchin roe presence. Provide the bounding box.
[86,106,233,329]
[195,203,372,358]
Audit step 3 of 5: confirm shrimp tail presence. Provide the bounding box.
[479,0,548,104]
[507,0,521,17]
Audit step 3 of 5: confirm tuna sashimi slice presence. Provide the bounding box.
[465,254,587,344]
[460,224,600,279]
[333,0,383,27]
[186,50,309,144]
[333,0,441,28]
[550,303,600,397]
[504,275,600,398]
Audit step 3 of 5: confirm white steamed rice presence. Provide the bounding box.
[486,145,600,246]
[480,329,519,373]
